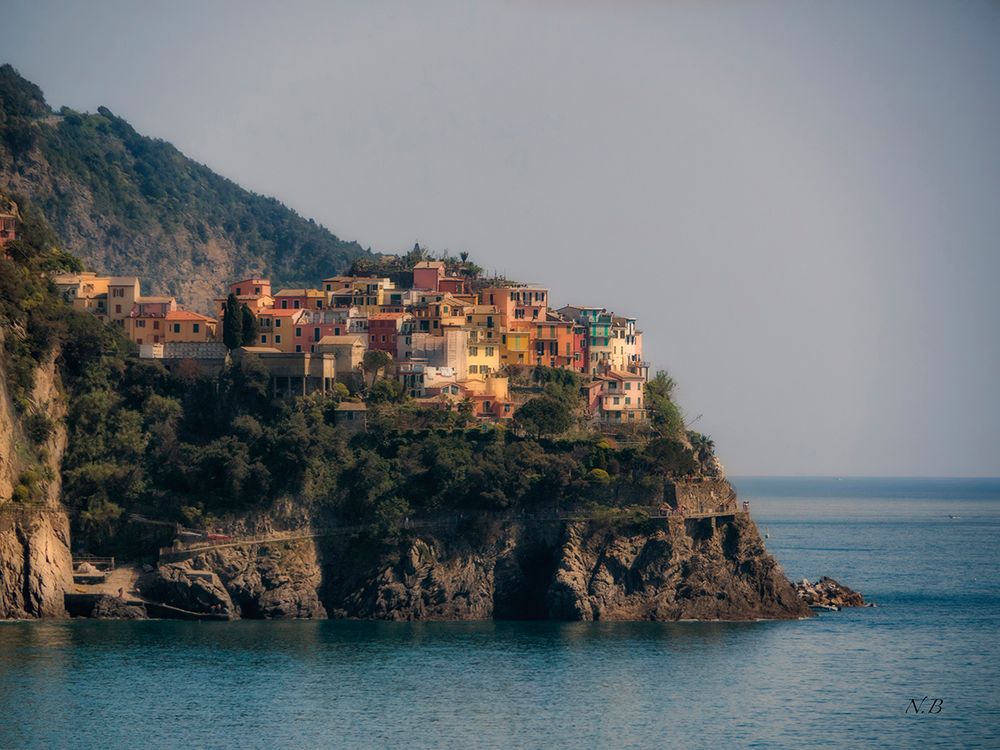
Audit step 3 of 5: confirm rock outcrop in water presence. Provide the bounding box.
[794,577,867,610]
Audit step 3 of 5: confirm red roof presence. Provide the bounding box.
[369,312,407,320]
[165,310,215,322]
[259,308,304,317]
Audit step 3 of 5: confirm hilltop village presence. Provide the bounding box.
[51,255,651,428]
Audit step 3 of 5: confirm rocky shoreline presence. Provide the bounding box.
[794,577,871,611]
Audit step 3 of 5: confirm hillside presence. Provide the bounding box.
[0,64,372,311]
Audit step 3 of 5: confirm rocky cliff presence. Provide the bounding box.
[0,341,72,618]
[0,507,72,618]
[143,498,808,622]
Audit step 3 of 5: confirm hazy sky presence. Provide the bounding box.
[7,0,1000,476]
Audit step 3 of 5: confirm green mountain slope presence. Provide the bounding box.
[0,64,372,311]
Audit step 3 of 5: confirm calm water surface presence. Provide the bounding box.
[1,477,998,749]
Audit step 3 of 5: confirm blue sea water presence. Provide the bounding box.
[1,477,999,749]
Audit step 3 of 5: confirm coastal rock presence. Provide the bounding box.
[548,514,808,621]
[0,508,72,619]
[794,577,866,609]
[137,561,237,619]
[327,536,500,620]
[197,540,327,619]
[320,510,810,621]
[89,595,147,620]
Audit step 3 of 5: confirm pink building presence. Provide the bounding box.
[368,312,409,354]
[413,260,467,294]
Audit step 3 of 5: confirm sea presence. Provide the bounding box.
[1,477,998,749]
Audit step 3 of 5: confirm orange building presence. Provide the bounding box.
[164,310,217,342]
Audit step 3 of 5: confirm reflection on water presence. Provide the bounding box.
[1,478,998,749]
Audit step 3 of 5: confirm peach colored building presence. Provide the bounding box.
[164,310,217,342]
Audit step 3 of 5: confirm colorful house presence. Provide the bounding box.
[530,316,577,370]
[557,305,614,376]
[214,278,274,320]
[367,312,410,354]
[412,261,467,294]
[257,308,308,351]
[273,288,327,311]
[126,296,176,345]
[479,284,549,324]
[107,277,141,329]
[164,310,217,342]
[594,370,646,424]
[52,272,111,319]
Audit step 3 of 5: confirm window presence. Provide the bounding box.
[254,287,261,295]
[115,304,121,314]
[281,300,288,309]
[625,397,631,405]
[261,335,267,344]
[613,397,620,405]
[276,319,282,328]
[275,335,281,343]
[314,327,320,342]
[469,365,478,374]
[295,345,302,353]
[236,288,242,296]
[153,321,160,330]
[470,347,478,356]
[193,323,200,333]
[137,319,146,328]
[381,335,387,343]
[112,288,123,298]
[371,335,377,342]
[172,323,181,333]
[295,327,302,337]
[486,347,494,356]
[625,382,632,390]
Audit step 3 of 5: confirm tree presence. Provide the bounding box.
[645,370,684,437]
[362,349,392,387]
[514,396,572,437]
[240,304,259,346]
[223,293,242,350]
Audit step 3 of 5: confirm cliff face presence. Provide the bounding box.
[0,508,72,618]
[0,343,72,619]
[316,512,808,621]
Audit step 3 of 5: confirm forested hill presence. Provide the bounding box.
[0,64,373,310]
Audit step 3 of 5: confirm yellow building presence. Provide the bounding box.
[107,277,141,329]
[500,325,530,366]
[164,310,218,342]
[52,272,111,318]
[257,308,308,352]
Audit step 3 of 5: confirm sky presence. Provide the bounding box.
[6,0,1000,477]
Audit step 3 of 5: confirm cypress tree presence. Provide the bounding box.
[240,303,259,346]
[223,292,242,350]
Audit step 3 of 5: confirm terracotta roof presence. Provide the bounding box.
[137,295,174,304]
[273,288,325,297]
[317,335,366,346]
[165,310,215,322]
[368,312,407,320]
[258,308,304,317]
[605,370,644,380]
